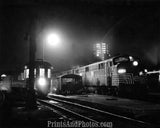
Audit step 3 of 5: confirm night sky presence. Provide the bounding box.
[0,0,160,74]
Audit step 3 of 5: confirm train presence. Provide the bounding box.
[51,54,148,97]
[1,54,148,98]
[0,59,53,99]
[23,59,53,96]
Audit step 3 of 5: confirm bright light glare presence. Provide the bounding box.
[38,77,47,88]
[1,74,7,77]
[79,73,83,76]
[118,69,126,74]
[46,33,60,47]
[133,61,138,66]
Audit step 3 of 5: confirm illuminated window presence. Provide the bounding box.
[48,69,51,78]
[40,68,45,77]
[34,69,36,78]
[26,69,29,78]
[96,43,100,48]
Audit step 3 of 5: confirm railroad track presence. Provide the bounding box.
[37,96,159,128]
[38,99,100,123]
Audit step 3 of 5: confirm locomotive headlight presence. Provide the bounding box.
[118,69,126,74]
[37,77,47,88]
[133,61,138,66]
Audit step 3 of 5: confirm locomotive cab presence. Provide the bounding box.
[24,60,53,97]
[114,55,147,98]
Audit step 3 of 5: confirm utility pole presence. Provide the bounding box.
[26,16,37,110]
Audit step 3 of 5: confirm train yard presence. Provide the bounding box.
[0,55,160,127]
[1,1,160,127]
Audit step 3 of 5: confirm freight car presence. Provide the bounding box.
[51,74,83,95]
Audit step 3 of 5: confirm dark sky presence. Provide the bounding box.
[0,0,160,73]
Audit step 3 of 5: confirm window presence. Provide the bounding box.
[25,69,29,78]
[106,61,113,67]
[75,69,79,73]
[85,67,89,72]
[34,69,36,78]
[48,69,51,78]
[39,68,45,77]
[110,62,112,66]
[98,63,104,69]
[106,62,109,67]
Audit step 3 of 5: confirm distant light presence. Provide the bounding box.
[129,56,133,61]
[144,69,147,73]
[1,74,6,78]
[133,61,138,66]
[118,69,126,74]
[139,71,143,76]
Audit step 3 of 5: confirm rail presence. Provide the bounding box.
[45,96,159,128]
